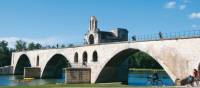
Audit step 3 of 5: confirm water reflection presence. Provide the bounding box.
[0,70,174,86]
[0,75,64,86]
[128,70,174,86]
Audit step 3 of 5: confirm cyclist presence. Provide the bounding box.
[147,71,162,85]
[152,72,159,84]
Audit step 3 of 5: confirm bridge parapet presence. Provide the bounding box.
[134,30,200,41]
[11,30,200,53]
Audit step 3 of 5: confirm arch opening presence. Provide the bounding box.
[95,48,173,85]
[89,35,94,44]
[14,54,31,75]
[82,51,88,66]
[42,54,70,78]
[93,51,98,62]
[74,52,78,63]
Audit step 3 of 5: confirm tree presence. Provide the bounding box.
[28,42,42,50]
[51,45,56,48]
[46,45,51,49]
[61,44,66,48]
[68,44,74,47]
[128,51,162,69]
[0,40,11,66]
[0,40,9,54]
[28,42,35,50]
[35,43,42,49]
[15,40,27,51]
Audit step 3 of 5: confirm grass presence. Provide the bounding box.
[0,83,177,88]
[129,68,164,72]
[0,83,126,88]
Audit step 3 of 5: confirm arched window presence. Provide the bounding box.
[36,56,39,66]
[93,51,98,62]
[74,52,78,63]
[89,35,94,44]
[82,51,88,65]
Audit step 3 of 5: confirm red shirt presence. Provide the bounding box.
[193,70,198,77]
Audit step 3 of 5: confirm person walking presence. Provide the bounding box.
[159,32,163,39]
[193,69,198,78]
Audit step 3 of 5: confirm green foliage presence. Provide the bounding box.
[28,42,35,50]
[0,40,9,54]
[28,42,42,50]
[61,44,66,48]
[51,46,56,48]
[68,44,74,47]
[129,51,162,69]
[0,40,44,66]
[0,40,11,66]
[15,40,27,51]
[35,43,42,49]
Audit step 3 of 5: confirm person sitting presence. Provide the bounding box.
[187,75,194,86]
[188,69,198,86]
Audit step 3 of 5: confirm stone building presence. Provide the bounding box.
[84,16,128,44]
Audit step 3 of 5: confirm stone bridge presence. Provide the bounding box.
[11,37,200,84]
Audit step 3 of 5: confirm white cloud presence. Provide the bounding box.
[179,5,186,10]
[164,0,190,10]
[165,1,176,9]
[190,12,200,19]
[192,24,200,29]
[182,0,189,4]
[0,37,66,48]
[192,24,197,28]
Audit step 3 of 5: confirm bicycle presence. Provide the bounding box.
[146,76,163,86]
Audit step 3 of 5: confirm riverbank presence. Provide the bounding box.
[0,83,125,88]
[129,68,164,72]
[0,83,178,88]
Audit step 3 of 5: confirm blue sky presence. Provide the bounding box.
[0,0,200,47]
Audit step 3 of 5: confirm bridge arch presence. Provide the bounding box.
[95,48,173,83]
[41,54,71,78]
[14,54,31,75]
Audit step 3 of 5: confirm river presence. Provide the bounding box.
[0,70,174,86]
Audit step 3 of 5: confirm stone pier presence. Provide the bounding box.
[24,67,41,78]
[65,68,91,84]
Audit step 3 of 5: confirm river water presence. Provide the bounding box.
[0,70,174,86]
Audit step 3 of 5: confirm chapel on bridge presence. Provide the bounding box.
[84,16,128,45]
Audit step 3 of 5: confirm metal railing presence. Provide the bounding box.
[133,30,200,42]
[14,30,200,52]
